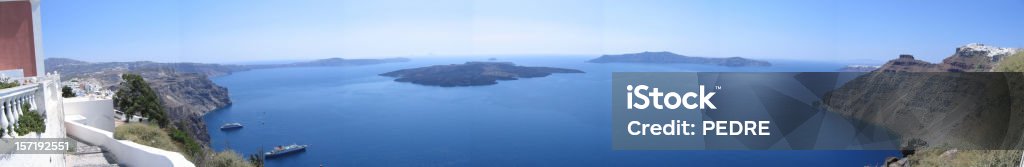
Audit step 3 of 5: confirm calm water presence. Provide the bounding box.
[205,56,898,166]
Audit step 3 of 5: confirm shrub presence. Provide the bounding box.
[168,128,203,161]
[114,123,256,167]
[206,150,255,167]
[995,52,1024,72]
[113,123,179,152]
[0,77,18,89]
[248,152,264,167]
[15,102,45,135]
[15,111,45,135]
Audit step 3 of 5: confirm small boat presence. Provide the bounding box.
[220,123,243,130]
[264,144,308,158]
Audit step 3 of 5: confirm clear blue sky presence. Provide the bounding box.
[41,0,1024,63]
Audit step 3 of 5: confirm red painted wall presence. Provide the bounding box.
[0,1,37,77]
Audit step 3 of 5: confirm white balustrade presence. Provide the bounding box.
[0,80,43,137]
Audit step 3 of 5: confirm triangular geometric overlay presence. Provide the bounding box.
[715,73,899,150]
[750,85,822,149]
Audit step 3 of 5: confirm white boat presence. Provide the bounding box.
[220,122,243,130]
[265,144,308,158]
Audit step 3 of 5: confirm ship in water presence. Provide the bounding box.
[220,122,244,130]
[265,144,308,158]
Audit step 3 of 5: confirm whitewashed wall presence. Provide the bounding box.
[62,97,114,132]
[65,120,195,167]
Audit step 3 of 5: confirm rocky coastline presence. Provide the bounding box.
[45,57,408,145]
[825,44,1024,166]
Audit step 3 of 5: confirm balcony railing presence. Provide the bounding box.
[0,80,41,136]
[0,72,64,138]
[0,73,71,166]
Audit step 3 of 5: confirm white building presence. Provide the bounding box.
[60,79,110,98]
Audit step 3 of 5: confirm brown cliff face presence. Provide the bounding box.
[836,44,1024,166]
[823,72,1023,150]
[939,46,1000,72]
[57,68,229,145]
[1001,74,1024,149]
[143,71,231,144]
[876,54,941,72]
[833,44,1024,150]
[46,60,234,145]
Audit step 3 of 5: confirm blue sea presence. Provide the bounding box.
[205,56,899,166]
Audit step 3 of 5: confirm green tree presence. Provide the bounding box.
[61,86,76,98]
[113,74,169,127]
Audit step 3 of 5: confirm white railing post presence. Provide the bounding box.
[5,100,12,134]
[11,99,17,128]
[13,97,20,129]
[5,101,12,129]
[29,95,35,111]
[0,100,6,136]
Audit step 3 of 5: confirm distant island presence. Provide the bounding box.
[587,51,772,67]
[247,57,410,69]
[837,65,880,72]
[380,62,583,87]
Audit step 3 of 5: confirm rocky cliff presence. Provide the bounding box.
[823,72,1024,150]
[45,63,231,145]
[876,44,1021,72]
[876,54,941,72]
[826,44,1024,166]
[141,70,230,143]
[941,43,1021,72]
